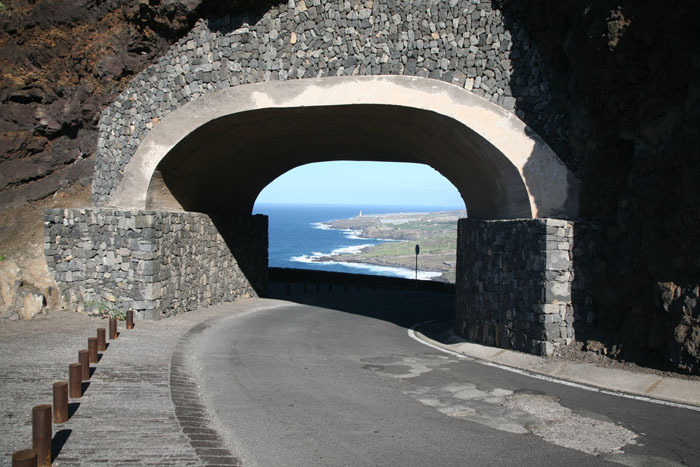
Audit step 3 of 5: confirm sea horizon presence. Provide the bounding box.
[254,201,466,210]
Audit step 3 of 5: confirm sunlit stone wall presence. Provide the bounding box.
[44,208,268,319]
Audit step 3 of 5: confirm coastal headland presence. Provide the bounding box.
[314,210,465,283]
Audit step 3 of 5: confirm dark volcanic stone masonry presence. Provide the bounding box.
[43,209,268,319]
[455,219,576,355]
[92,0,567,205]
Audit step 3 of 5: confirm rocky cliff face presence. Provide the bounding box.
[1,0,697,372]
[0,0,204,209]
[496,0,700,373]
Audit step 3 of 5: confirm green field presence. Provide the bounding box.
[353,234,455,259]
[323,210,464,282]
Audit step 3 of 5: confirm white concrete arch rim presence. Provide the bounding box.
[107,75,578,220]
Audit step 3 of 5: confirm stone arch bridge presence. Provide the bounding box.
[44,0,587,356]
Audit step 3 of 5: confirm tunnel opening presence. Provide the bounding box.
[141,101,533,296]
[144,104,532,220]
[251,161,467,284]
[134,93,574,313]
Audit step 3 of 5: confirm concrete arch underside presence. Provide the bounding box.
[109,75,579,220]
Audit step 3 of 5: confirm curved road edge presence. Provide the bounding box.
[170,320,242,466]
[409,320,700,412]
[168,299,292,466]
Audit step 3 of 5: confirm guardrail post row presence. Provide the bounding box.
[69,363,82,398]
[78,350,90,381]
[126,310,134,330]
[109,318,117,340]
[11,449,37,467]
[31,404,51,466]
[52,382,68,423]
[97,328,106,351]
[88,337,98,364]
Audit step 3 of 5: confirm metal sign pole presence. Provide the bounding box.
[415,244,420,288]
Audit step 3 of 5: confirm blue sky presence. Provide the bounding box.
[254,161,465,207]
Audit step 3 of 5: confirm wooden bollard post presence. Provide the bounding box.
[87,338,98,364]
[78,350,90,381]
[32,404,51,466]
[109,318,117,339]
[126,310,134,329]
[68,363,82,398]
[12,449,37,467]
[52,382,68,423]
[97,328,106,351]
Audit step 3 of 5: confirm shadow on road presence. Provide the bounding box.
[67,402,80,420]
[266,280,454,330]
[51,429,71,462]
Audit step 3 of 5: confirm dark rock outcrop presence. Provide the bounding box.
[496,0,700,373]
[0,0,206,208]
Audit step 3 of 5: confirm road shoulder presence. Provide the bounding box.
[412,320,700,410]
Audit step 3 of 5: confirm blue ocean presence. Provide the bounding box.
[252,203,461,279]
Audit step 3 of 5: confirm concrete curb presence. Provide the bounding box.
[411,321,700,411]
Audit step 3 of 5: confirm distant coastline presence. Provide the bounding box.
[295,209,465,283]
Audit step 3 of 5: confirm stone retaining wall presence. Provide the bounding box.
[92,0,567,205]
[44,208,267,319]
[455,218,575,356]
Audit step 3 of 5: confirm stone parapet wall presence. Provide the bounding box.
[44,208,267,320]
[455,218,575,356]
[92,0,567,205]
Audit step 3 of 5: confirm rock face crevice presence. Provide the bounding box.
[0,258,59,321]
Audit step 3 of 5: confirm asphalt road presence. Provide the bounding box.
[192,290,700,467]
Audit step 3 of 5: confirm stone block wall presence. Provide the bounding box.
[455,218,575,356]
[92,0,567,204]
[44,208,267,320]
